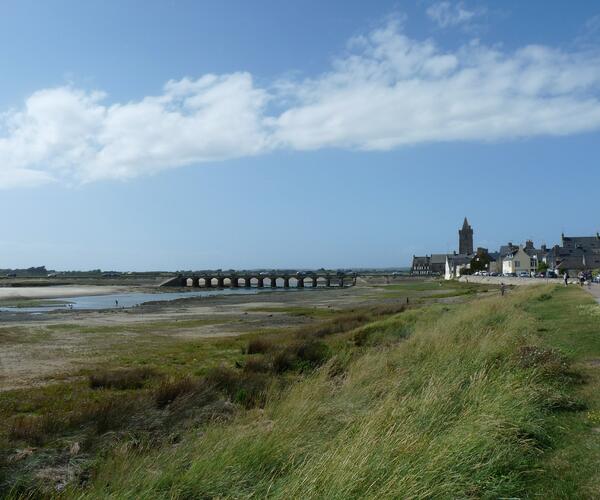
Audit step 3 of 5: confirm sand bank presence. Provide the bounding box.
[0,285,125,300]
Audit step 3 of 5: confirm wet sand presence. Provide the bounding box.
[0,285,126,300]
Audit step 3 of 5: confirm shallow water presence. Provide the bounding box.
[0,287,298,314]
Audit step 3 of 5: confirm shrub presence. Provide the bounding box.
[518,345,568,376]
[369,303,407,317]
[292,340,330,367]
[154,377,197,409]
[8,414,62,445]
[204,365,269,408]
[296,312,370,339]
[245,338,275,355]
[271,350,296,374]
[243,357,271,373]
[234,373,270,408]
[205,366,240,394]
[93,399,134,433]
[89,367,156,390]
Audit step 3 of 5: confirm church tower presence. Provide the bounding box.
[459,217,473,255]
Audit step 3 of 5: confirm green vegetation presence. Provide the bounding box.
[243,306,340,317]
[470,250,491,273]
[537,261,550,273]
[376,279,492,299]
[2,283,598,498]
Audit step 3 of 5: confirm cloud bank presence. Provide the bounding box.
[2,19,600,188]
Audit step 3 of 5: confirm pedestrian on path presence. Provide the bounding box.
[564,271,569,287]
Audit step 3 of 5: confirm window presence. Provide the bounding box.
[515,261,520,267]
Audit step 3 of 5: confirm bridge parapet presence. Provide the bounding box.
[159,271,356,289]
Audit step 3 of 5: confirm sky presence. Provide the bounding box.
[1,0,600,271]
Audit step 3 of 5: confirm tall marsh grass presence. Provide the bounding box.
[77,286,572,499]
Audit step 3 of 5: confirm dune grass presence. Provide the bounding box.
[3,284,597,498]
[57,284,597,499]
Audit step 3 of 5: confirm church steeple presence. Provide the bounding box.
[459,217,474,255]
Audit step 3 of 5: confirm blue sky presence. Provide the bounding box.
[1,0,599,270]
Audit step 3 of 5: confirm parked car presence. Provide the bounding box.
[518,271,531,278]
[594,275,600,283]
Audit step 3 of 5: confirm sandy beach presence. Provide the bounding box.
[0,285,126,300]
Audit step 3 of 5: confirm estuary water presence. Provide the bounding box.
[0,287,283,314]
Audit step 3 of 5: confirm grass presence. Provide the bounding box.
[37,285,592,498]
[3,282,598,497]
[243,306,340,317]
[375,279,494,300]
[0,302,412,495]
[519,286,600,497]
[89,367,157,390]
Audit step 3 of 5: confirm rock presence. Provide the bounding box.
[69,441,81,456]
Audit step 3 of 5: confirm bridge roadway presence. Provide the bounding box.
[160,271,356,289]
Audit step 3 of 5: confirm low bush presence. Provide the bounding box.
[517,345,569,376]
[243,357,271,373]
[74,397,138,434]
[154,377,197,409]
[89,367,156,390]
[292,340,330,367]
[205,366,240,394]
[8,414,62,445]
[271,350,296,374]
[233,372,270,408]
[205,365,269,408]
[245,338,275,355]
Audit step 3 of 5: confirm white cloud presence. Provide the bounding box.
[426,2,482,28]
[2,19,600,188]
[273,22,600,151]
[0,73,270,186]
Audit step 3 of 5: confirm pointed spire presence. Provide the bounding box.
[462,217,469,229]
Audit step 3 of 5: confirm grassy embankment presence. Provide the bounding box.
[1,294,416,495]
[3,282,599,497]
[80,285,598,498]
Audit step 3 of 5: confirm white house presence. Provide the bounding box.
[502,246,536,275]
[445,254,471,280]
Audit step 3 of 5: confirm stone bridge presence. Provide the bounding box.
[159,271,356,289]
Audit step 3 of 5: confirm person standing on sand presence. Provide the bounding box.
[500,282,506,296]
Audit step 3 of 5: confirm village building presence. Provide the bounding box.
[411,256,431,275]
[459,218,474,255]
[502,246,537,275]
[412,220,599,278]
[412,218,474,276]
[546,233,600,274]
[445,254,471,280]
